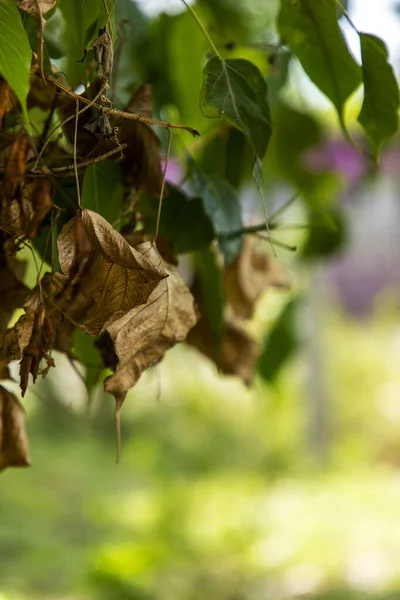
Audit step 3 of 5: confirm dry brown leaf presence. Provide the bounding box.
[118,84,163,197]
[1,174,54,239]
[17,1,57,80]
[17,0,57,15]
[0,362,10,380]
[225,237,291,320]
[57,210,167,336]
[0,77,11,132]
[0,273,68,396]
[0,385,31,471]
[104,261,197,399]
[0,236,30,334]
[1,134,28,204]
[187,315,259,385]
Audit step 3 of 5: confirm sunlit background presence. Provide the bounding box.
[1,1,400,599]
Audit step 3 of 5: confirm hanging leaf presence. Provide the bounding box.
[258,299,299,383]
[358,33,400,155]
[0,237,29,334]
[200,56,272,159]
[138,186,215,254]
[277,0,361,124]
[17,0,58,78]
[191,165,243,264]
[57,210,167,336]
[81,161,124,227]
[0,0,32,119]
[104,261,197,400]
[0,385,31,471]
[187,316,259,385]
[0,273,67,395]
[118,84,163,197]
[225,237,291,320]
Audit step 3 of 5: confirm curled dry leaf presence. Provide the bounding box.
[91,28,114,83]
[118,84,163,197]
[225,236,291,320]
[187,315,259,385]
[0,272,69,396]
[0,385,31,471]
[104,260,197,399]
[57,210,167,336]
[17,0,58,79]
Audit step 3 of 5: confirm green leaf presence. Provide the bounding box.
[277,0,361,123]
[191,165,243,264]
[200,56,272,159]
[357,33,400,155]
[81,161,123,228]
[138,185,215,254]
[194,248,224,347]
[301,209,347,259]
[73,328,103,392]
[0,0,31,119]
[258,299,298,382]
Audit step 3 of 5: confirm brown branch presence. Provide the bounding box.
[44,73,200,137]
[49,144,127,176]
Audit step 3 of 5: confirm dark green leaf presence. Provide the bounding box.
[358,33,399,154]
[277,0,361,122]
[0,0,31,118]
[258,299,298,382]
[73,328,103,392]
[192,165,243,264]
[81,161,123,228]
[194,248,224,347]
[138,185,215,254]
[301,210,347,259]
[200,56,272,159]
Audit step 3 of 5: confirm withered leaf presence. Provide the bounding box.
[57,210,167,336]
[0,236,29,334]
[17,0,57,16]
[0,77,11,132]
[225,237,291,320]
[118,84,163,197]
[1,134,28,204]
[91,28,114,83]
[0,385,31,471]
[1,174,54,239]
[0,273,68,396]
[17,0,58,79]
[187,315,259,385]
[104,261,197,399]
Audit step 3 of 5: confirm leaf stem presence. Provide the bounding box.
[156,129,172,240]
[181,0,222,58]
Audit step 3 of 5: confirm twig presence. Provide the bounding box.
[156,129,172,240]
[43,73,200,137]
[50,144,127,175]
[74,98,82,208]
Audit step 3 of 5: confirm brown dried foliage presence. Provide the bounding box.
[0,386,31,471]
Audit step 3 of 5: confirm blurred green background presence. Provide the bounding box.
[2,0,400,598]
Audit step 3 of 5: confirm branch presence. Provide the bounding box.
[44,73,200,137]
[50,144,127,176]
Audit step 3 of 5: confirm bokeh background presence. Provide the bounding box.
[1,0,400,599]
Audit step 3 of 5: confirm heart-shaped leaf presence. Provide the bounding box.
[358,33,400,155]
[200,56,272,160]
